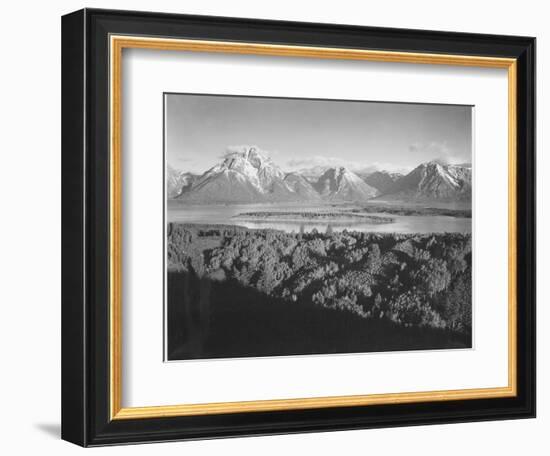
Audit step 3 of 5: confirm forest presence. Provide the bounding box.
[166,223,472,360]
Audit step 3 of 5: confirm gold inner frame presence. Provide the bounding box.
[109,35,518,420]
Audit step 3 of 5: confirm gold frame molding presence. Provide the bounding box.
[109,35,518,420]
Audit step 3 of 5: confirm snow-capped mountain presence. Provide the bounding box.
[313,167,379,201]
[171,146,471,204]
[166,166,198,198]
[360,171,403,194]
[294,166,331,183]
[377,161,472,202]
[177,146,318,203]
[283,172,322,200]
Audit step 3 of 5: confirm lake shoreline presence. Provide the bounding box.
[233,211,395,224]
[167,201,471,234]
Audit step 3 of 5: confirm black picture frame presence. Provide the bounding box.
[62,8,535,447]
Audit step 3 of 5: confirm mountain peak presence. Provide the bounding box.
[375,160,472,202]
[320,166,351,179]
[336,166,351,178]
[314,167,378,201]
[224,145,272,170]
[418,160,441,169]
[246,146,267,166]
[422,159,470,169]
[178,146,319,203]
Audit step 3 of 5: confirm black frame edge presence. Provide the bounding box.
[61,8,88,447]
[76,6,537,44]
[515,38,537,420]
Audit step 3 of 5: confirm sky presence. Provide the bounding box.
[165,93,472,175]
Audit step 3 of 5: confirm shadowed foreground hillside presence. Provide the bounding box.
[167,224,472,360]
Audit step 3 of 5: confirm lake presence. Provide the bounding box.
[167,201,471,234]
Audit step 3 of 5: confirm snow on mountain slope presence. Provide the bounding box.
[166,166,198,198]
[283,172,321,200]
[313,167,379,201]
[294,166,331,183]
[360,170,403,194]
[377,161,472,202]
[178,146,316,203]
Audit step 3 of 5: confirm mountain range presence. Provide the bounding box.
[169,146,472,204]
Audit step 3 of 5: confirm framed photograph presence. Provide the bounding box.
[62,8,535,447]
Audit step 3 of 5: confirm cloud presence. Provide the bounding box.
[408,141,468,165]
[286,156,348,169]
[169,156,206,174]
[220,145,278,160]
[285,156,411,174]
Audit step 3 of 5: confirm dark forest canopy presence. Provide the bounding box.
[168,224,472,337]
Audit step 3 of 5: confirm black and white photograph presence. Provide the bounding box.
[165,93,473,361]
